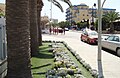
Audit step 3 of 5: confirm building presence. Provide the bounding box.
[66,3,90,24]
[66,3,116,25]
[51,19,58,24]
[41,15,58,29]
[41,16,49,29]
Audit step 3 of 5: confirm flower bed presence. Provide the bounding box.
[43,40,98,78]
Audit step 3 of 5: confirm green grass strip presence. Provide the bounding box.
[31,42,94,78]
[31,43,54,78]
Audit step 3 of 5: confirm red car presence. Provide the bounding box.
[81,29,98,44]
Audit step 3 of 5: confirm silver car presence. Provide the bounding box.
[101,34,120,56]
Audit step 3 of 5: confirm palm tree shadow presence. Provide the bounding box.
[33,46,53,59]
[31,63,51,69]
[38,46,49,51]
[34,51,53,59]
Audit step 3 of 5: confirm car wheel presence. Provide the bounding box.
[117,48,120,57]
[81,37,84,41]
[81,38,83,41]
[87,39,90,44]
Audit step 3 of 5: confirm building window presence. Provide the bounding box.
[81,7,83,9]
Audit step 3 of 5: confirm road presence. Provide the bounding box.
[42,31,120,78]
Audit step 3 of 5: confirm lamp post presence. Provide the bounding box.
[50,0,52,22]
[49,0,52,34]
[98,0,103,78]
[97,0,107,77]
[91,3,96,30]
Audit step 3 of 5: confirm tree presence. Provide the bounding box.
[35,0,72,45]
[0,4,5,17]
[48,0,72,12]
[29,0,39,56]
[51,22,58,27]
[5,0,72,77]
[6,0,32,78]
[58,21,70,28]
[37,0,43,46]
[77,22,84,29]
[102,11,120,33]
[0,13,4,17]
[0,10,5,17]
[101,16,109,30]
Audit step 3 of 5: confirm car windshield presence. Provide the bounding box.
[89,32,98,36]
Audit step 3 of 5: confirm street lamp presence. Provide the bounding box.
[91,3,96,29]
[97,0,107,78]
[49,0,52,34]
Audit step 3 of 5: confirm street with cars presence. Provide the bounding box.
[42,30,120,78]
[80,28,120,57]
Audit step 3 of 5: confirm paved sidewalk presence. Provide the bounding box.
[42,32,120,78]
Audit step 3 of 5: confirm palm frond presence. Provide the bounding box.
[48,0,64,12]
[60,0,72,7]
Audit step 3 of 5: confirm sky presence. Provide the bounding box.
[41,0,120,22]
[0,0,120,22]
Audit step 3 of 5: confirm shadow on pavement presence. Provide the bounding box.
[102,47,119,57]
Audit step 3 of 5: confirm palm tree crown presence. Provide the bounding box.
[103,11,120,23]
[102,11,120,33]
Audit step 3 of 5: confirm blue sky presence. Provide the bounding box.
[1,0,120,22]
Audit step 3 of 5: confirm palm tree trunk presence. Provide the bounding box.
[37,0,43,46]
[6,0,32,78]
[37,10,42,46]
[110,22,114,33]
[29,0,39,56]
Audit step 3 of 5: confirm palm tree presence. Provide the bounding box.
[29,0,72,54]
[102,11,120,33]
[29,0,39,56]
[5,0,72,77]
[6,0,32,78]
[48,0,72,12]
[37,0,72,46]
[37,0,43,46]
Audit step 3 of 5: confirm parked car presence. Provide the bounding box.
[81,29,98,44]
[58,28,63,33]
[65,28,69,31]
[42,29,49,34]
[101,34,120,56]
[101,34,110,40]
